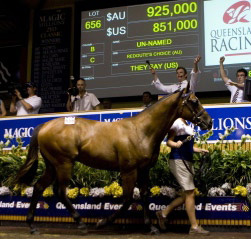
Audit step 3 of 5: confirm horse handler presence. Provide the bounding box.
[156,118,210,235]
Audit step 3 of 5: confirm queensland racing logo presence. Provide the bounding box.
[223,1,251,24]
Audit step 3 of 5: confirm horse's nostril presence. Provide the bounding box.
[208,120,213,129]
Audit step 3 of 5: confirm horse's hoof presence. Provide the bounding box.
[96,218,107,229]
[30,228,40,235]
[150,225,160,235]
[77,222,88,234]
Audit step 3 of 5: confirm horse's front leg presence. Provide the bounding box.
[138,168,159,235]
[96,169,137,228]
[55,165,88,234]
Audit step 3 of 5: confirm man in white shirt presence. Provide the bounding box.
[150,55,201,93]
[10,82,42,116]
[66,78,100,112]
[219,56,248,103]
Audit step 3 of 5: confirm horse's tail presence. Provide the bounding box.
[15,124,44,185]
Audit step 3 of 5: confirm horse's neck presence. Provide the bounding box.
[136,94,181,141]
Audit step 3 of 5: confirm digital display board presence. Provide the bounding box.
[80,0,251,98]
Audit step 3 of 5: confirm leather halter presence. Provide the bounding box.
[179,92,207,127]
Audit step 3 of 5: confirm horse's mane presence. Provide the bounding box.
[139,90,181,114]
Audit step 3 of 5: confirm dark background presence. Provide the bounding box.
[0,0,232,113]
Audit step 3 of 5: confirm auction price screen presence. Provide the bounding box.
[80,0,251,98]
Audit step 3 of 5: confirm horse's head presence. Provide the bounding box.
[178,83,212,130]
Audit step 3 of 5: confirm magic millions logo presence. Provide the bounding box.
[4,127,34,138]
[204,0,251,66]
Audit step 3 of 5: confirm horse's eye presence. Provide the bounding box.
[190,99,198,105]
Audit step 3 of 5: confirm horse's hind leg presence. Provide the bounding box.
[96,169,137,228]
[55,163,87,233]
[27,161,55,234]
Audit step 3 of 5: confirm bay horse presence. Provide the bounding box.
[16,84,212,234]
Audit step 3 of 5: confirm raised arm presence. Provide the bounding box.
[150,68,158,82]
[219,56,230,84]
[150,68,174,93]
[190,55,201,92]
[193,55,201,73]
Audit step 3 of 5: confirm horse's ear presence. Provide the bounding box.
[184,80,190,94]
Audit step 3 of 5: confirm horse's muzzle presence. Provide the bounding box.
[199,118,212,130]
